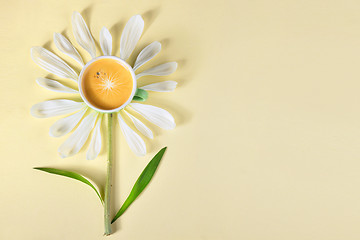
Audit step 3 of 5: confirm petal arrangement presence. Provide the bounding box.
[31,12,177,158]
[31,11,178,235]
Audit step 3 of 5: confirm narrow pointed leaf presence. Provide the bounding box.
[112,147,167,223]
[34,167,103,204]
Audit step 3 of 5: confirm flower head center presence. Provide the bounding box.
[101,77,116,91]
[79,56,136,112]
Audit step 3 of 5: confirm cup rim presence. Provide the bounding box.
[78,56,137,113]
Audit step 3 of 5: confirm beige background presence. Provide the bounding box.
[1,0,360,239]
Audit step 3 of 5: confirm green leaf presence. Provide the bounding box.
[111,147,167,223]
[132,88,148,102]
[34,167,103,204]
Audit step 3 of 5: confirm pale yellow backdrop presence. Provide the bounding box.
[1,0,360,239]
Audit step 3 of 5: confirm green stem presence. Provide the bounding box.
[104,113,113,235]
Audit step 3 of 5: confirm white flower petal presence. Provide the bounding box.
[49,108,87,137]
[36,77,78,93]
[120,15,144,60]
[100,27,112,56]
[117,113,146,156]
[30,100,84,118]
[130,103,175,130]
[136,62,177,79]
[124,110,153,139]
[87,114,103,160]
[133,41,161,71]
[139,81,177,92]
[53,33,84,66]
[72,11,96,58]
[31,47,78,81]
[58,112,98,158]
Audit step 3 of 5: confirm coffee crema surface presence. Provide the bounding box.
[81,58,134,110]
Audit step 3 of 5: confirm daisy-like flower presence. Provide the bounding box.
[30,12,177,159]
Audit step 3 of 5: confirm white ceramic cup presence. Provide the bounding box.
[78,56,137,113]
